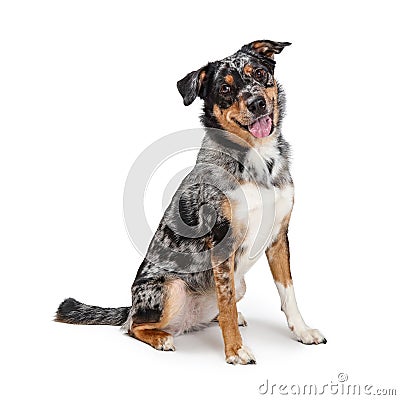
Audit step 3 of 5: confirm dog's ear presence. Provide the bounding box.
[241,40,291,60]
[177,66,208,106]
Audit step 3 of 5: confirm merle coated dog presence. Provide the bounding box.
[56,40,326,365]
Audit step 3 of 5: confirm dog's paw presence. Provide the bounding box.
[238,312,247,327]
[154,335,176,351]
[226,345,256,365]
[293,327,327,345]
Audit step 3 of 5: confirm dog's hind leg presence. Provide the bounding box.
[266,215,327,345]
[130,327,175,351]
[125,278,186,351]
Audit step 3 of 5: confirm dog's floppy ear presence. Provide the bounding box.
[241,40,291,60]
[177,66,208,106]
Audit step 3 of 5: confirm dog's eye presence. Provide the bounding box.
[254,68,266,81]
[219,84,231,94]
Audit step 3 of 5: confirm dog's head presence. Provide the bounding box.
[177,40,291,145]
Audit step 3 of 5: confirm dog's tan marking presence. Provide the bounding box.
[211,252,244,359]
[221,197,232,220]
[263,80,279,125]
[243,64,253,75]
[199,70,206,86]
[251,41,275,59]
[265,212,292,287]
[225,74,234,85]
[222,195,247,237]
[213,103,255,147]
[129,279,185,350]
[252,41,265,50]
[132,329,175,350]
[195,70,207,94]
[220,193,247,249]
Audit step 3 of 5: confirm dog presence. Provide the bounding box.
[56,40,326,365]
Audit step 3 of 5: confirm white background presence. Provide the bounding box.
[1,1,399,399]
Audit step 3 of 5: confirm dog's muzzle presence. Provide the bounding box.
[244,96,273,138]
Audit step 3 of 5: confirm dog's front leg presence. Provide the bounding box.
[266,215,327,345]
[212,253,256,365]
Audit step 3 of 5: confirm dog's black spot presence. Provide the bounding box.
[132,308,162,324]
[163,224,186,247]
[266,159,274,174]
[212,219,230,244]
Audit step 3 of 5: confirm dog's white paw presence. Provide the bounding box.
[237,312,247,327]
[155,335,176,351]
[226,345,256,365]
[293,327,327,345]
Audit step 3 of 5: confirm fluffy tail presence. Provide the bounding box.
[55,298,130,326]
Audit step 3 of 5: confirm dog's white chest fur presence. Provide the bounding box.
[230,182,294,278]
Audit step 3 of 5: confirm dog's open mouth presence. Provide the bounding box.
[235,114,273,138]
[248,114,273,138]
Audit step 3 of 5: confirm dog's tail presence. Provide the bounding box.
[55,298,130,326]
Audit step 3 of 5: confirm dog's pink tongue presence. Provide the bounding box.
[249,116,272,138]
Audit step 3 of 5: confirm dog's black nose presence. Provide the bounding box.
[247,96,266,116]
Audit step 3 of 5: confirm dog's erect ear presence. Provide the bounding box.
[177,66,208,106]
[241,40,291,60]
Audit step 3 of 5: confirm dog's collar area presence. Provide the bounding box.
[205,128,250,153]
